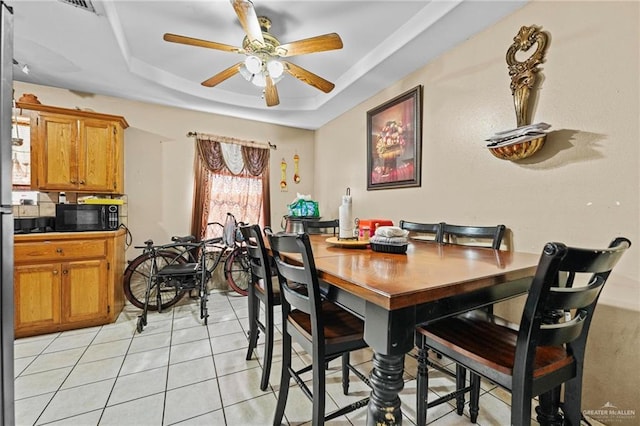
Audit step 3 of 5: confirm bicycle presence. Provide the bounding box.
[122,214,251,320]
[132,233,226,332]
[222,213,251,296]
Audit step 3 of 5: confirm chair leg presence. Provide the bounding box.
[245,291,260,361]
[560,376,583,426]
[416,345,429,426]
[312,350,326,426]
[511,386,533,426]
[273,332,291,426]
[260,301,274,391]
[469,373,480,423]
[341,352,350,395]
[535,387,563,426]
[455,364,467,415]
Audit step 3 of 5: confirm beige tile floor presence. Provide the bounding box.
[13,290,568,425]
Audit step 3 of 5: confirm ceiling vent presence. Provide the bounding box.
[58,0,96,14]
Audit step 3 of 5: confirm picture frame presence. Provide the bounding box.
[367,85,422,190]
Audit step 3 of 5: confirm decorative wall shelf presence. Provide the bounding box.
[487,25,550,161]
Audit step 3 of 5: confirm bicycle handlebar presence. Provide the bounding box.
[134,236,225,251]
[133,220,228,251]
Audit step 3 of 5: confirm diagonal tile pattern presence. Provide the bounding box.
[14,289,587,425]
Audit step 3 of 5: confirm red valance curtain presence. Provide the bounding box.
[191,136,271,240]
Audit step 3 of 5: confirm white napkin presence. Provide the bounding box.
[369,235,408,245]
[375,226,409,238]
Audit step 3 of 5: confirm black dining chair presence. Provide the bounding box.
[441,224,506,318]
[406,222,505,418]
[441,223,506,249]
[302,219,339,235]
[415,237,631,426]
[268,232,370,425]
[399,220,444,242]
[239,224,280,391]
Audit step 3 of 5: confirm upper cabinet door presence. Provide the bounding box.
[79,119,116,192]
[35,112,78,191]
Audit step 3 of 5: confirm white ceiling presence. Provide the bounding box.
[9,0,526,130]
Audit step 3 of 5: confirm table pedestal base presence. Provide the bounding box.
[367,353,405,425]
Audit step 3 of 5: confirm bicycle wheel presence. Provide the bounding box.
[123,250,187,310]
[224,246,250,296]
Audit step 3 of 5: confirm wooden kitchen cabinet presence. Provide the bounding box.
[16,102,128,194]
[13,263,61,332]
[14,230,126,338]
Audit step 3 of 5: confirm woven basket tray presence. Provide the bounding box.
[370,242,408,254]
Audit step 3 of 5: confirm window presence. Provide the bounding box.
[204,170,264,239]
[191,137,271,240]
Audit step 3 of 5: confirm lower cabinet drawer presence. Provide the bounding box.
[15,239,108,263]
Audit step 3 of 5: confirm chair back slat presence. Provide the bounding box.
[545,276,605,311]
[399,220,444,242]
[303,219,339,235]
[441,223,506,249]
[538,311,588,346]
[558,237,631,273]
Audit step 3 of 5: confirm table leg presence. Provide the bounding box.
[367,352,405,426]
[363,303,414,426]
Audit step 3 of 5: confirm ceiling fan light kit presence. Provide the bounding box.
[267,60,284,79]
[244,55,262,74]
[163,0,343,107]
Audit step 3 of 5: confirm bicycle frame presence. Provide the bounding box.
[123,216,252,333]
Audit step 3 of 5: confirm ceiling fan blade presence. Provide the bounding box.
[201,63,242,87]
[276,33,343,57]
[230,0,265,47]
[265,76,280,107]
[283,61,335,93]
[164,33,242,53]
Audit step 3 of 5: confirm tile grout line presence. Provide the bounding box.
[32,326,112,425]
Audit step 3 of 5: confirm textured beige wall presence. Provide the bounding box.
[314,0,639,419]
[13,0,640,419]
[13,81,315,256]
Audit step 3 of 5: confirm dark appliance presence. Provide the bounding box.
[14,217,55,234]
[55,204,120,232]
[0,1,15,423]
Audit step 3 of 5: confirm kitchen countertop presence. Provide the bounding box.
[14,229,125,242]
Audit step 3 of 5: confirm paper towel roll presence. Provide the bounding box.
[339,196,353,239]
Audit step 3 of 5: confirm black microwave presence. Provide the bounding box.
[55,204,120,232]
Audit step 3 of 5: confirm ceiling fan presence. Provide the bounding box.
[163,0,343,107]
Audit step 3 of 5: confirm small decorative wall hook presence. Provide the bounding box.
[280,158,288,192]
[293,153,301,184]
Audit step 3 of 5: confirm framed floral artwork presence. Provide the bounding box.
[366,85,422,190]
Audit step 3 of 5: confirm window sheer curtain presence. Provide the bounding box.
[191,136,271,240]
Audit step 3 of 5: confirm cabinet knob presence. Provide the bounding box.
[62,270,68,275]
[52,270,58,275]
[79,180,85,184]
[70,180,77,184]
[56,248,63,254]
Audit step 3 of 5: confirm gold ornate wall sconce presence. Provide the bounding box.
[507,25,549,127]
[487,25,550,161]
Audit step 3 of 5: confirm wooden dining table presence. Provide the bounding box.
[292,234,541,426]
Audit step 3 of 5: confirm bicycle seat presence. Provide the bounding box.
[157,262,200,276]
[144,239,154,246]
[171,235,196,243]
